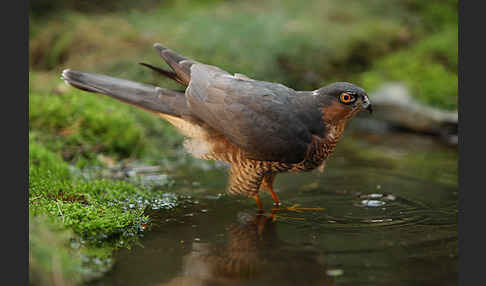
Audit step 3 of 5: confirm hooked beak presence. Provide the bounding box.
[366,104,373,114]
[361,94,373,114]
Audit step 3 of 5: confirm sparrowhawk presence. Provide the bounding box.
[61,43,372,210]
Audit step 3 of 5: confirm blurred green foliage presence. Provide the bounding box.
[29,215,83,286]
[30,0,409,86]
[30,88,147,163]
[359,26,457,110]
[29,72,182,167]
[29,0,161,18]
[357,0,457,110]
[403,0,458,31]
[29,0,457,109]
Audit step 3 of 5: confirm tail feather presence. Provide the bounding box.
[61,69,188,117]
[154,43,196,86]
[138,62,186,86]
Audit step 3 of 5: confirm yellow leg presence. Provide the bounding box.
[262,174,323,213]
[253,194,263,211]
[262,174,281,206]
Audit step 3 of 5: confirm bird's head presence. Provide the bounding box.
[314,82,372,124]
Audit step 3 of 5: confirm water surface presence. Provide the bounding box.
[91,130,458,286]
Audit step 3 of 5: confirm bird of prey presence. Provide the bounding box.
[61,43,372,210]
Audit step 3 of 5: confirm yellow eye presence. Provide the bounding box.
[340,92,354,104]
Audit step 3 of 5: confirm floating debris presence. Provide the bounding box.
[326,269,344,277]
[361,200,386,207]
[368,193,384,198]
[365,218,393,223]
[358,193,396,207]
[384,194,396,201]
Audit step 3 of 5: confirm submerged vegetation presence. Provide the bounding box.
[29,0,457,284]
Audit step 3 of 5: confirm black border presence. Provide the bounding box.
[5,0,29,285]
[459,1,484,285]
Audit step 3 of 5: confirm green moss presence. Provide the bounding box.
[30,91,145,162]
[29,136,72,179]
[29,80,184,167]
[29,138,178,282]
[29,70,185,168]
[28,139,162,241]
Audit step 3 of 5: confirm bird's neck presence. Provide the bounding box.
[304,121,347,166]
[323,120,347,144]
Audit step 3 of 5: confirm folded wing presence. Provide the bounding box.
[185,64,322,163]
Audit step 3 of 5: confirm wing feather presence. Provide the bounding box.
[185,64,323,163]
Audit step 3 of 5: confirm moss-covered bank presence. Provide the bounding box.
[29,73,185,284]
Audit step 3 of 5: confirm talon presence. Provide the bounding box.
[271,214,306,221]
[286,204,301,212]
[286,204,324,212]
[269,213,277,222]
[270,203,324,213]
[298,207,324,211]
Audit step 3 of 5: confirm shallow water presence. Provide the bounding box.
[91,130,458,286]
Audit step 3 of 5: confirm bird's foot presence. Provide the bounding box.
[268,213,306,222]
[272,204,324,213]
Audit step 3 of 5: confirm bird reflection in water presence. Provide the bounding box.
[155,211,336,286]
